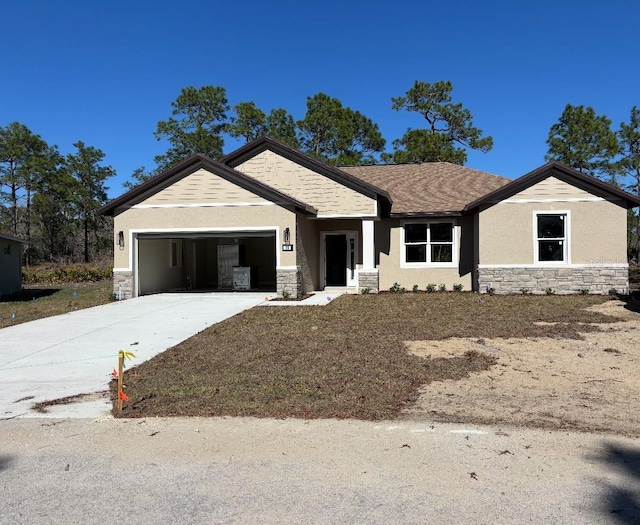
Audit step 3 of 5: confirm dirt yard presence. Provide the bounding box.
[403,300,640,437]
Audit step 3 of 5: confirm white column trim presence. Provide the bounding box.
[362,219,375,270]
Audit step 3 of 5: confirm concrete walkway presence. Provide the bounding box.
[0,293,270,419]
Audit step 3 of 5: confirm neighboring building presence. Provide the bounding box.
[99,137,640,299]
[0,233,26,297]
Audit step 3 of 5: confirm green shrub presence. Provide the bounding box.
[438,284,447,292]
[22,264,113,285]
[412,284,419,293]
[520,288,530,295]
[426,283,436,293]
[453,283,464,292]
[389,283,405,293]
[545,287,555,295]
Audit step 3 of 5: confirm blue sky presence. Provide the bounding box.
[2,0,639,198]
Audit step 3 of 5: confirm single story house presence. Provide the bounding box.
[0,233,26,297]
[99,136,640,298]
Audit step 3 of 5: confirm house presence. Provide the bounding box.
[99,137,640,298]
[0,233,26,297]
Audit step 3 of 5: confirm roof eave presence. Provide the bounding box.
[98,153,318,217]
[464,161,640,212]
[390,211,463,218]
[0,233,29,244]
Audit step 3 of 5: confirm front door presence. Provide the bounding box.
[324,232,357,287]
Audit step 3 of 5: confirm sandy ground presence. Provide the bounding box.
[404,300,640,437]
[1,417,639,524]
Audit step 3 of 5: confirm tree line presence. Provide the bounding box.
[0,125,113,265]
[126,81,494,187]
[2,80,639,265]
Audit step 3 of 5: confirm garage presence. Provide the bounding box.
[136,231,276,296]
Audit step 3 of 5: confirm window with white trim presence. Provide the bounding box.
[535,213,567,263]
[403,222,455,265]
[170,240,182,268]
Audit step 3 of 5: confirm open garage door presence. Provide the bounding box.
[136,231,276,296]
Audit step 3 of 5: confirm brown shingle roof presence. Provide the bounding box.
[340,162,511,216]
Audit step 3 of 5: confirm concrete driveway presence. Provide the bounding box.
[0,293,270,419]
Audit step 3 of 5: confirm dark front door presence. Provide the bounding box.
[325,234,347,286]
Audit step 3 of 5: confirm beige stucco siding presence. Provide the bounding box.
[113,204,297,269]
[375,217,474,291]
[137,168,269,206]
[296,216,319,292]
[236,150,376,217]
[138,239,186,294]
[478,200,627,265]
[506,176,598,201]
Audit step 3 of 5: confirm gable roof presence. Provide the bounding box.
[98,154,318,216]
[219,136,393,208]
[341,162,511,216]
[464,161,640,212]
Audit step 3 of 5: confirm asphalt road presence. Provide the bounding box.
[1,416,638,524]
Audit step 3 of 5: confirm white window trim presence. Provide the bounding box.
[533,210,571,265]
[401,220,458,268]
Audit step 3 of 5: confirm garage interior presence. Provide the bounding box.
[137,232,276,296]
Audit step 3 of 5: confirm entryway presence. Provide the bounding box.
[322,231,357,288]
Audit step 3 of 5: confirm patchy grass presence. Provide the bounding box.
[32,392,108,413]
[114,293,617,420]
[0,281,114,328]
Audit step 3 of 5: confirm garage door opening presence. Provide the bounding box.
[137,232,276,296]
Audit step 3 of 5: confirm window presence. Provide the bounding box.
[170,240,182,268]
[535,213,568,263]
[403,222,454,265]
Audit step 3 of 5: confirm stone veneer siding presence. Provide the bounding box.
[358,270,379,293]
[277,268,302,298]
[113,271,133,300]
[477,266,629,295]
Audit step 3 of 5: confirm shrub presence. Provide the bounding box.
[453,283,464,292]
[360,287,371,295]
[545,287,555,295]
[608,288,619,296]
[22,264,112,285]
[426,283,436,293]
[486,287,496,296]
[520,288,530,295]
[579,289,589,295]
[281,289,291,300]
[438,284,447,292]
[389,282,405,293]
[412,284,419,293]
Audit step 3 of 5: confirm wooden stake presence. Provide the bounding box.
[118,350,124,412]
